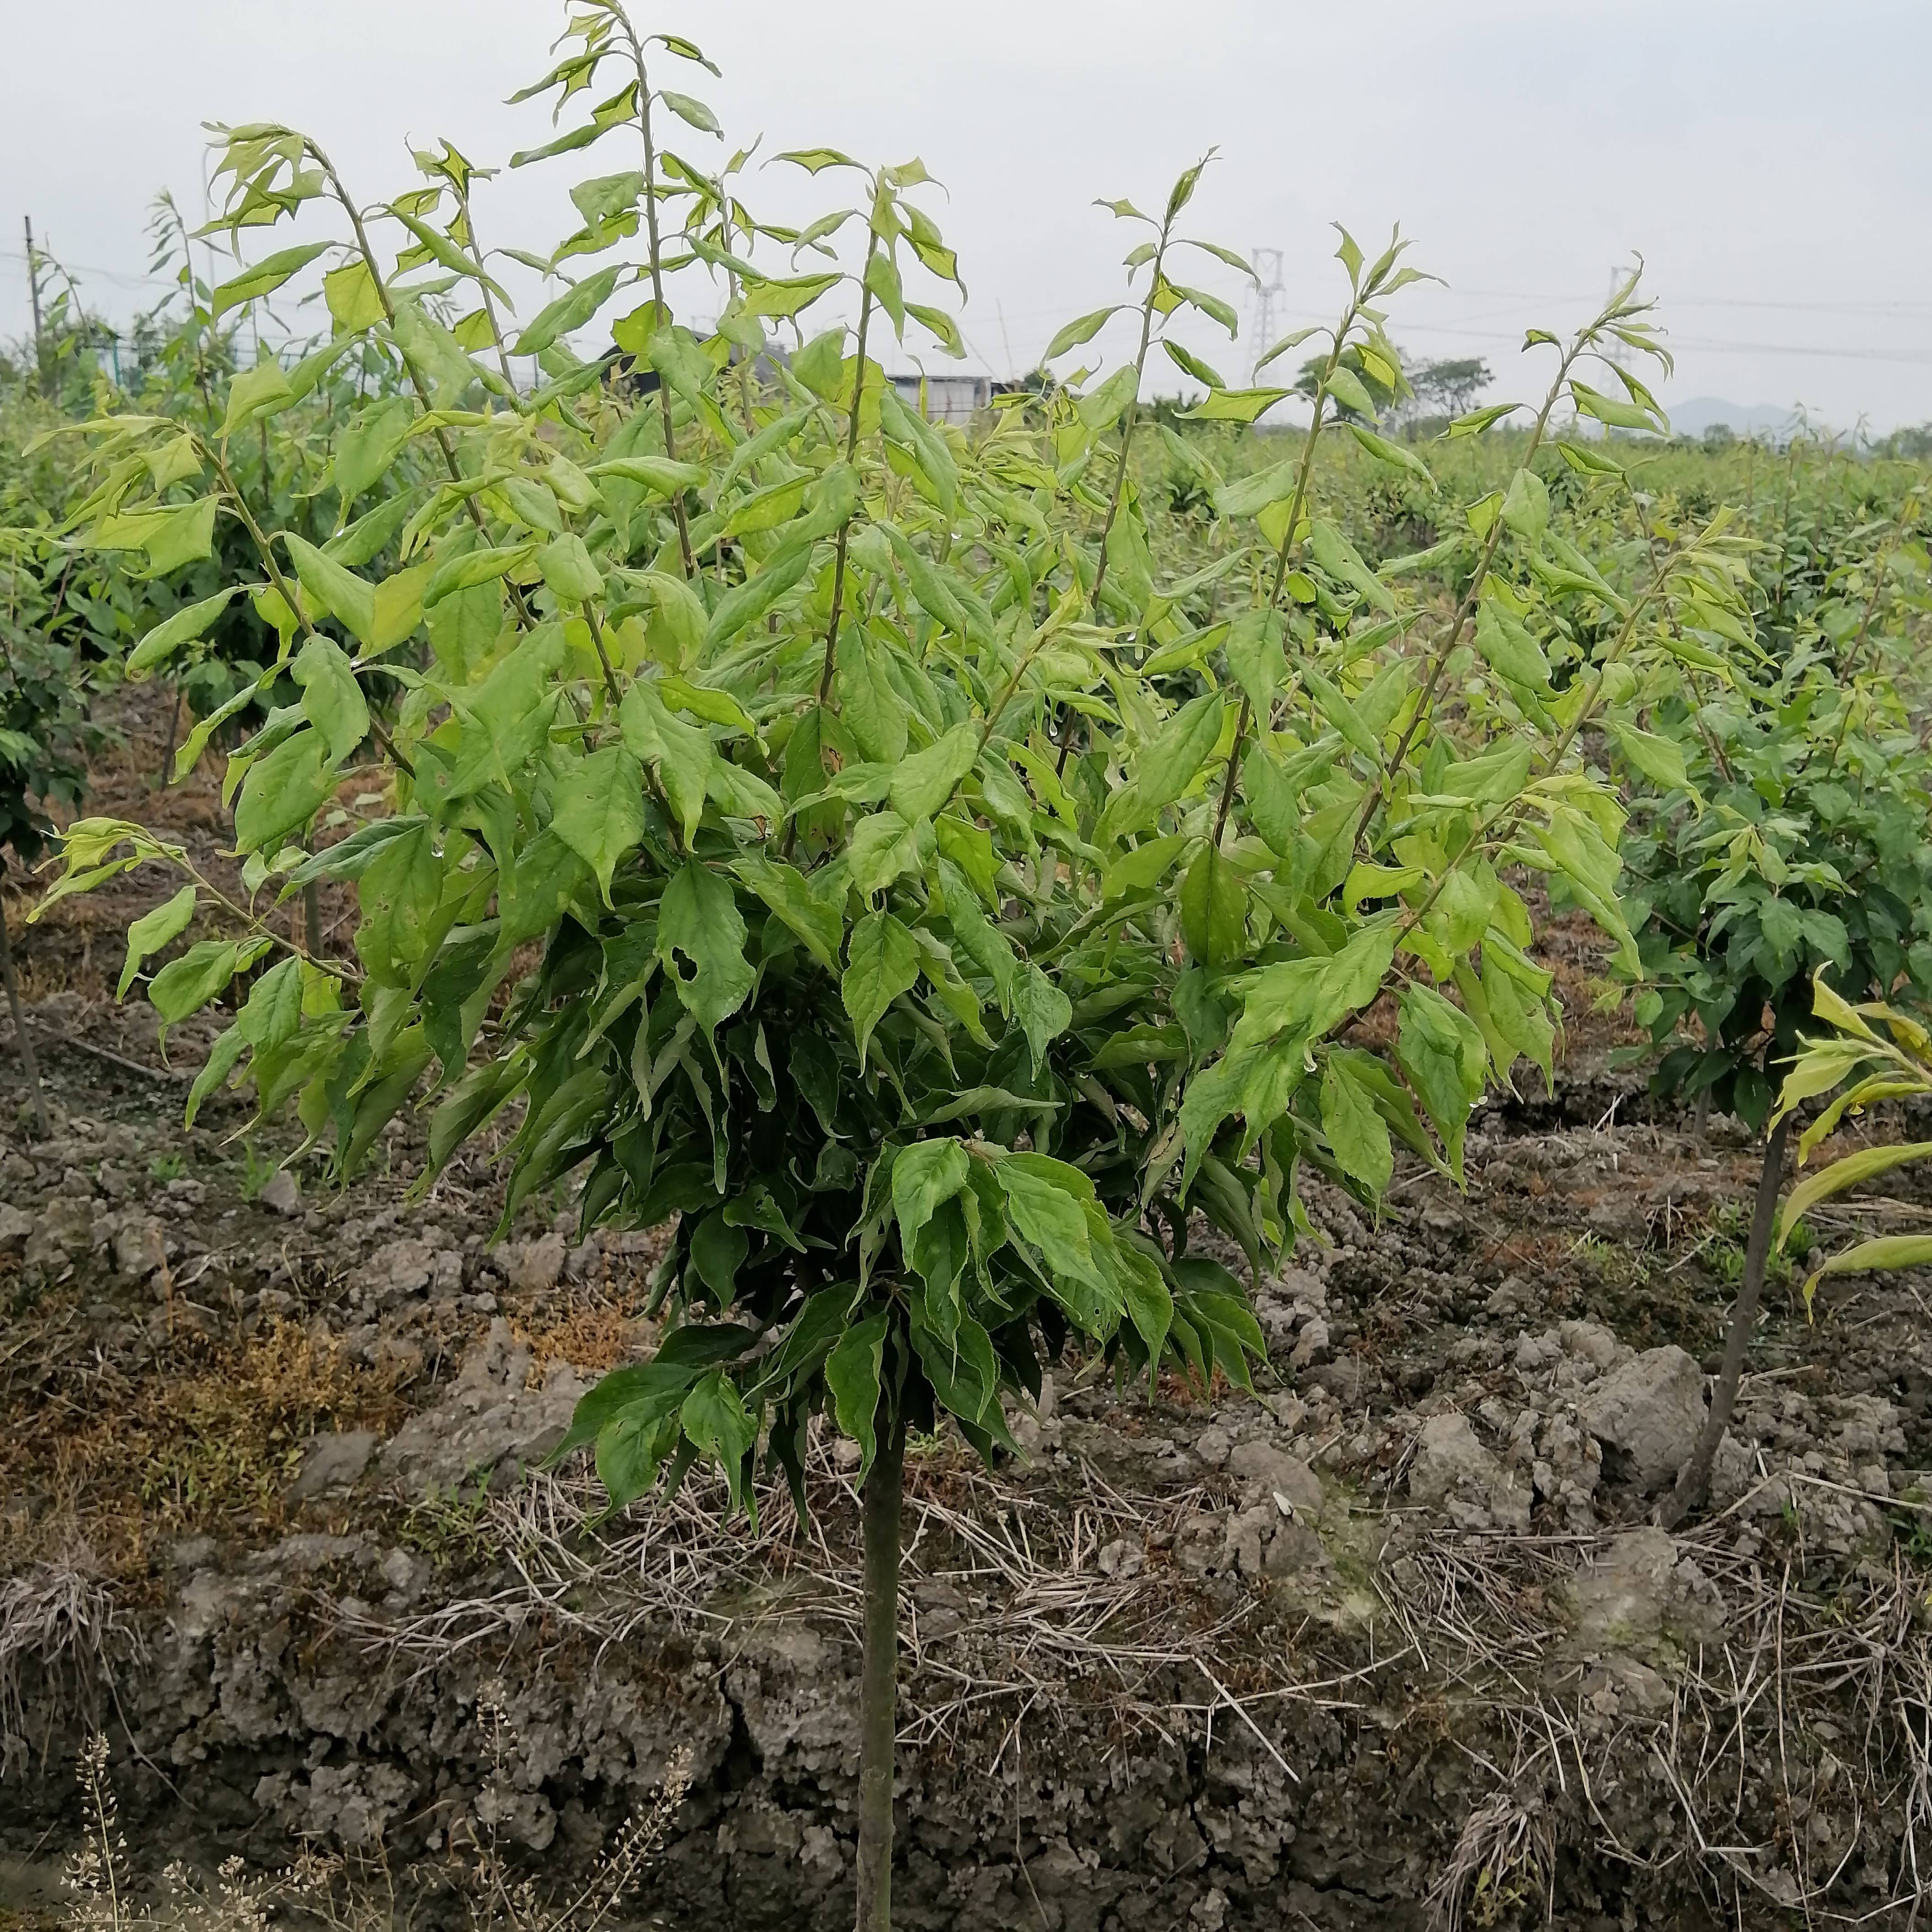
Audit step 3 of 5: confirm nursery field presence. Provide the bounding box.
[5,7,1932,1928]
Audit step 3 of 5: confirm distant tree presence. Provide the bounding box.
[1703,422,1737,452]
[1297,347,1490,435]
[1293,343,1403,423]
[1406,356,1491,424]
[1878,423,1932,460]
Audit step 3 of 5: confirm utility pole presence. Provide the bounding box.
[24,216,49,398]
[1250,247,1285,383]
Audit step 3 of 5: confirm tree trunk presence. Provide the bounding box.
[0,890,50,1138]
[1660,1111,1790,1528]
[854,1410,906,1932]
[159,686,182,789]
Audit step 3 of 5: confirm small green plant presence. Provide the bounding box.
[399,1475,502,1571]
[146,1151,187,1183]
[1610,494,1932,1523]
[32,9,1765,1923]
[236,1142,278,1202]
[1773,977,1932,1302]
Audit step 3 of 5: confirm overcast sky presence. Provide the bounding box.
[5,0,1930,431]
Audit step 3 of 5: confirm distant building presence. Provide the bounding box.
[890,373,990,425]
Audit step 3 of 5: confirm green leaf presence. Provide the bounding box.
[424,541,539,607]
[333,396,415,502]
[1139,691,1225,815]
[1162,339,1227,390]
[1347,422,1434,486]
[537,532,605,603]
[126,589,242,680]
[892,1138,971,1252]
[210,241,333,320]
[1012,965,1072,1077]
[1308,520,1395,614]
[843,911,921,1064]
[149,939,248,1027]
[1044,306,1121,360]
[905,302,965,358]
[689,1213,750,1306]
[661,89,721,133]
[1776,1141,1932,1250]
[552,745,646,903]
[1213,458,1300,519]
[1396,984,1486,1182]
[1241,746,1300,855]
[511,263,627,354]
[234,728,337,855]
[1448,402,1522,437]
[292,634,370,763]
[1802,1235,1932,1309]
[1180,845,1246,967]
[1501,466,1550,543]
[889,722,978,824]
[589,455,705,494]
[1571,381,1661,434]
[656,862,753,1035]
[847,810,922,898]
[119,886,198,998]
[1320,1057,1393,1193]
[324,260,386,334]
[1183,386,1292,425]
[732,856,843,972]
[878,385,959,514]
[140,499,220,576]
[284,532,378,648]
[826,1311,888,1476]
[1169,282,1237,335]
[1609,721,1696,802]
[994,1156,1097,1289]
[680,1372,757,1515]
[1116,1243,1173,1379]
[1474,601,1551,689]
[704,537,817,649]
[1323,365,1375,419]
[619,681,713,846]
[221,360,296,437]
[837,639,911,765]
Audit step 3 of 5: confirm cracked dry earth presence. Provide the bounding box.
[3,739,1932,1928]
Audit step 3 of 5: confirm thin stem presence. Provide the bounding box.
[854,1403,906,1932]
[454,183,521,393]
[1085,236,1170,621]
[1054,213,1177,778]
[814,272,878,714]
[580,599,623,706]
[1208,312,1356,844]
[781,267,876,865]
[1659,1110,1789,1528]
[0,884,50,1138]
[1353,330,1595,859]
[1809,516,1911,783]
[1389,544,1678,947]
[618,18,697,579]
[204,438,417,785]
[310,143,536,626]
[304,877,326,958]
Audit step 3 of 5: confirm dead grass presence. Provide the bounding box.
[509,1304,649,1377]
[3,1320,414,1578]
